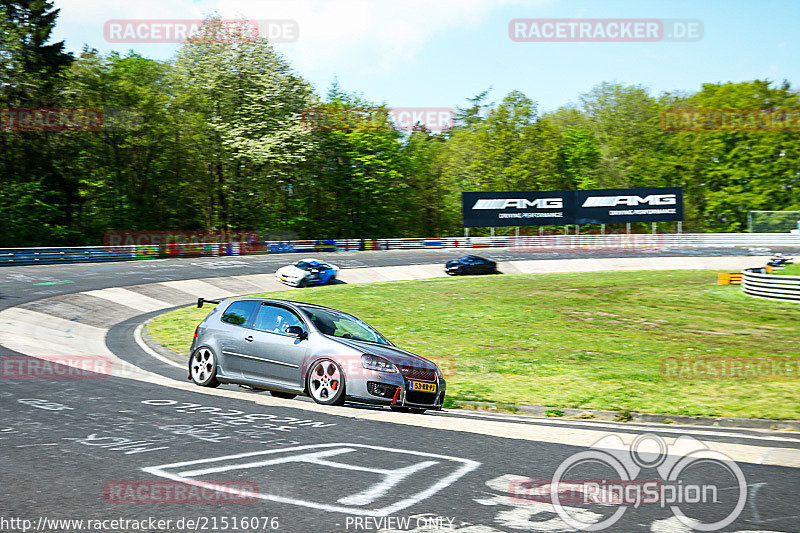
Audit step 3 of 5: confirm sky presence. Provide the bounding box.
[50,0,800,113]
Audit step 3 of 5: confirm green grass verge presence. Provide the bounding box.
[775,263,800,276]
[148,270,800,419]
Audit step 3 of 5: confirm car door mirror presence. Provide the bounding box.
[285,325,308,339]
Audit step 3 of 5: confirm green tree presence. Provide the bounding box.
[662,80,800,231]
[0,0,74,245]
[172,17,315,232]
[557,126,601,189]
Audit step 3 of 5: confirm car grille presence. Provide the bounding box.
[398,364,436,381]
[406,390,437,405]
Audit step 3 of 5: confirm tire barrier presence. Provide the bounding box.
[741,268,800,302]
[2,233,799,266]
[718,272,744,285]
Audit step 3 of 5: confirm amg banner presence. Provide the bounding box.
[462,187,683,227]
[462,190,573,227]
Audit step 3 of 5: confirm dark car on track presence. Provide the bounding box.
[189,297,446,413]
[444,255,498,275]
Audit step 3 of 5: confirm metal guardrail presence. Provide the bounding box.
[2,233,799,266]
[742,268,800,302]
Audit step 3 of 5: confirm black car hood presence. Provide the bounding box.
[330,337,436,368]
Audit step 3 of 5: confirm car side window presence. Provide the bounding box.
[221,300,259,327]
[254,305,303,335]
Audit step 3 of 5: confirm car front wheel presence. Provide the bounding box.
[189,347,220,387]
[306,359,346,405]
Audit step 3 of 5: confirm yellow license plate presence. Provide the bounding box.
[410,381,436,393]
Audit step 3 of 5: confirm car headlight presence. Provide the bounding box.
[361,354,397,373]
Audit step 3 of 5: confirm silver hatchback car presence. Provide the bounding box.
[188,298,446,413]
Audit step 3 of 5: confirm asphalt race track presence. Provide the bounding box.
[1,248,799,533]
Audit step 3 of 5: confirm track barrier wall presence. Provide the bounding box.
[2,233,799,266]
[741,268,800,302]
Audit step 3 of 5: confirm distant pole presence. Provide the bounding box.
[539,226,544,237]
[576,224,580,236]
[626,223,631,235]
[652,222,656,235]
[464,227,469,238]
[490,227,495,237]
[677,221,682,234]
[564,226,568,235]
[601,223,605,235]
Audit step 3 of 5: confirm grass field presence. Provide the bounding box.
[776,263,800,275]
[148,270,800,419]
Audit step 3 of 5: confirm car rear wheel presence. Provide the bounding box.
[269,391,297,399]
[189,347,220,387]
[306,359,346,406]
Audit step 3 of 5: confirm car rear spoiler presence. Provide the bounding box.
[197,298,221,308]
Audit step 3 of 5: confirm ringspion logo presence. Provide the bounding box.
[542,434,746,531]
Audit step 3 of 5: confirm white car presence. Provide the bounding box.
[275,258,339,287]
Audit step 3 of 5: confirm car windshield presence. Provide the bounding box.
[295,261,314,271]
[297,305,390,345]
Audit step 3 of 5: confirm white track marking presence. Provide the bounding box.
[143,443,480,516]
[3,255,799,468]
[158,279,237,298]
[133,323,183,369]
[0,307,112,357]
[82,288,171,312]
[441,410,800,444]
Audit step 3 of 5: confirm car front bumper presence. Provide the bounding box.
[275,274,304,286]
[346,369,446,410]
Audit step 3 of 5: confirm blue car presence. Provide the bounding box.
[275,258,339,287]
